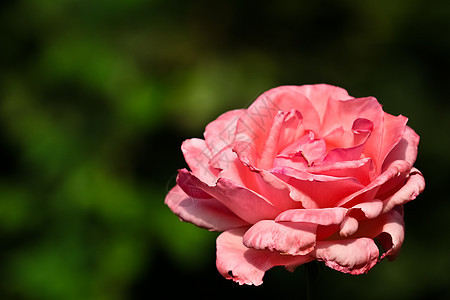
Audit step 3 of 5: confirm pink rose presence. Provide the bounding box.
[165,84,425,285]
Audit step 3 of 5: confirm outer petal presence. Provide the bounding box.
[181,138,218,185]
[298,84,353,123]
[374,113,408,172]
[312,238,379,274]
[382,125,420,170]
[204,109,245,156]
[381,168,425,214]
[377,210,405,260]
[165,185,249,231]
[354,209,405,261]
[337,160,411,207]
[243,220,317,256]
[349,199,384,219]
[216,228,313,285]
[339,199,384,237]
[177,169,281,224]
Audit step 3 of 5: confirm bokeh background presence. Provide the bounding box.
[1,0,449,299]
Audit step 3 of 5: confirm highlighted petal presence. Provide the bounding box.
[350,199,384,219]
[375,113,408,171]
[299,84,353,123]
[339,216,359,237]
[243,220,317,256]
[275,207,347,225]
[204,109,245,156]
[181,138,219,185]
[383,125,420,169]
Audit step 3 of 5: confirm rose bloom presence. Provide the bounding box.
[165,84,425,285]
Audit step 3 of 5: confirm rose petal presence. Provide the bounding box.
[216,228,313,285]
[322,126,347,151]
[369,113,408,172]
[350,199,384,219]
[382,125,420,170]
[243,220,317,256]
[177,169,281,224]
[272,166,364,208]
[204,109,245,156]
[355,209,405,260]
[259,111,288,170]
[277,109,305,152]
[181,138,219,185]
[323,145,366,165]
[275,207,347,225]
[381,168,425,214]
[377,210,405,260]
[308,158,375,186]
[218,156,299,212]
[235,109,306,170]
[322,118,374,164]
[337,160,411,207]
[165,185,248,231]
[299,84,353,123]
[233,86,321,167]
[276,131,326,168]
[339,216,359,237]
[208,146,237,171]
[340,200,383,237]
[312,238,379,274]
[321,96,383,140]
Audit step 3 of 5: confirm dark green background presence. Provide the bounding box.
[1,0,449,299]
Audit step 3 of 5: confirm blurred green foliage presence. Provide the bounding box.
[1,0,449,299]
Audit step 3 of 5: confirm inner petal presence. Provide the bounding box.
[275,131,326,168]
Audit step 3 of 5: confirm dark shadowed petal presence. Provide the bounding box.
[353,209,405,261]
